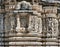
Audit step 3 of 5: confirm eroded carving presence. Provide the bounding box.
[46,17,58,37]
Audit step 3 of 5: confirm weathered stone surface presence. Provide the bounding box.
[0,0,60,47]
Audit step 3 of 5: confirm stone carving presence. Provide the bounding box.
[16,1,32,10]
[28,15,42,33]
[48,18,52,31]
[52,19,58,36]
[46,18,53,36]
[46,17,58,37]
[28,16,35,32]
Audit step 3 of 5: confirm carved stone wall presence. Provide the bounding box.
[0,0,60,47]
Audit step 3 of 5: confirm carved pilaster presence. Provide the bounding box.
[28,14,37,33]
[34,16,38,33]
[28,15,35,33]
[16,13,20,32]
[5,14,11,32]
[28,15,31,32]
[37,14,42,33]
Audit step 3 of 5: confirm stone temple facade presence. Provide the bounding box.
[0,0,60,47]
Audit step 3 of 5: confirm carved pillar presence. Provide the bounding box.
[37,13,42,33]
[28,15,31,32]
[28,15,35,33]
[34,16,38,33]
[5,14,11,31]
[16,13,20,32]
[10,14,16,31]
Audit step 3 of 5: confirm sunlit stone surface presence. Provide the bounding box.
[0,0,60,47]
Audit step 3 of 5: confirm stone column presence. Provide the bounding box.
[10,14,15,30]
[16,13,20,32]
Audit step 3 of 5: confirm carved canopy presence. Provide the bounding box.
[16,1,32,10]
